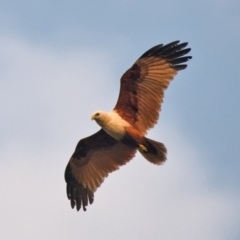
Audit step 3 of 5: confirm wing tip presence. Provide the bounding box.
[138,40,192,68]
[65,163,94,212]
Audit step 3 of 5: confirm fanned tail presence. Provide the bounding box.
[138,138,167,165]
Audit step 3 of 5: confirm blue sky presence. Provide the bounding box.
[0,1,240,239]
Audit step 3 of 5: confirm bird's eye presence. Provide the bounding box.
[96,113,100,116]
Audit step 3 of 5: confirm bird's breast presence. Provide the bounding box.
[103,111,131,140]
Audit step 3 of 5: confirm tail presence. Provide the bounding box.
[138,138,167,165]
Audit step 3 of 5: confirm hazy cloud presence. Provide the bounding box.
[0,35,239,240]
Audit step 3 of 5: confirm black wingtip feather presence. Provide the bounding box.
[173,64,188,71]
[168,56,192,65]
[139,44,164,58]
[65,163,94,212]
[166,48,191,60]
[161,40,180,50]
[138,40,192,70]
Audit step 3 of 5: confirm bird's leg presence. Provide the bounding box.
[138,144,148,153]
[123,127,149,152]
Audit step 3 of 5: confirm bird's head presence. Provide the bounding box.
[91,111,109,127]
[91,111,102,120]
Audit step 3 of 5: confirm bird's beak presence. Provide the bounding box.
[91,115,95,120]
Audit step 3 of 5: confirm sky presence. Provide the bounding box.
[0,1,240,239]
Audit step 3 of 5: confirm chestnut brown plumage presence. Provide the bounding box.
[65,41,192,211]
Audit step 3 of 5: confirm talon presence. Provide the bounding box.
[138,144,148,152]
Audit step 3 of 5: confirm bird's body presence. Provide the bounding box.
[65,41,192,211]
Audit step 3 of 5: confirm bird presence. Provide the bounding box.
[64,40,192,211]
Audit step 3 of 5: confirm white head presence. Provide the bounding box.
[91,110,109,128]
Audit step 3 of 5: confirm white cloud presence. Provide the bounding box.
[0,35,239,240]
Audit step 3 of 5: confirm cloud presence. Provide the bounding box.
[0,35,239,240]
[0,34,115,149]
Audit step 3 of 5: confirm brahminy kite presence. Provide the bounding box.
[65,41,192,211]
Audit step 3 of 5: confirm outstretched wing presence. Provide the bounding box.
[114,41,192,135]
[65,129,136,211]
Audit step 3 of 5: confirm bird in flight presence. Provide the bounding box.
[65,41,192,211]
